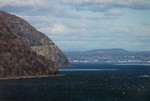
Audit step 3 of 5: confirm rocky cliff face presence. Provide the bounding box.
[31,45,69,66]
[0,10,69,78]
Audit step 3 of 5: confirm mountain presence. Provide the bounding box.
[0,10,69,78]
[65,49,150,63]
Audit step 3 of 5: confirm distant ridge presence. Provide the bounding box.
[65,49,150,63]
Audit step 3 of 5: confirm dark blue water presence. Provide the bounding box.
[0,63,150,101]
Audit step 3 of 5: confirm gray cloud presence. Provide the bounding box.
[61,0,150,12]
[105,9,124,16]
[1,0,150,51]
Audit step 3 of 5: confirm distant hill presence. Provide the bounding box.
[65,49,150,63]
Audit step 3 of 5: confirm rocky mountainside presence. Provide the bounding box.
[0,10,69,78]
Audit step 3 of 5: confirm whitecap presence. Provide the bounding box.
[138,75,150,78]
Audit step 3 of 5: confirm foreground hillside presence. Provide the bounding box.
[0,10,69,78]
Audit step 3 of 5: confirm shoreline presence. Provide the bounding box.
[0,73,65,80]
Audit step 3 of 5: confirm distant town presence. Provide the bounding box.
[65,49,150,64]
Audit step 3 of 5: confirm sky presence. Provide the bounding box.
[0,0,150,51]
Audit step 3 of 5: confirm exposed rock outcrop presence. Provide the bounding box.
[31,45,69,67]
[0,10,69,78]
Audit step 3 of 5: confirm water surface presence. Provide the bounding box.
[0,63,150,101]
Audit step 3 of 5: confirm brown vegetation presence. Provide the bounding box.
[0,11,60,78]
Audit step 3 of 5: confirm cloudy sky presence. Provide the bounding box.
[0,0,150,51]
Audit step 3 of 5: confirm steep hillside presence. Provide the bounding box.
[0,10,69,78]
[0,10,69,67]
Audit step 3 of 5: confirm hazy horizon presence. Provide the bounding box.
[63,48,150,52]
[0,0,150,51]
